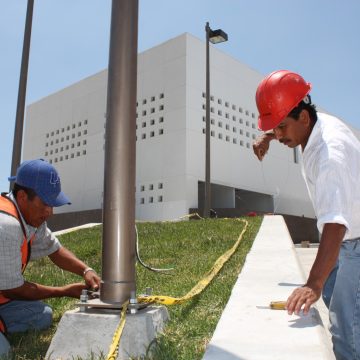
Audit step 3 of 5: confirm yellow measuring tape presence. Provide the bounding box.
[106,300,129,360]
[106,218,248,359]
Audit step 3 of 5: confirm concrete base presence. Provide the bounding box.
[46,305,169,360]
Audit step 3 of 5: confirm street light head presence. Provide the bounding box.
[209,29,228,44]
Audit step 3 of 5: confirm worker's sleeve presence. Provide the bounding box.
[29,223,62,261]
[314,144,357,235]
[0,216,25,290]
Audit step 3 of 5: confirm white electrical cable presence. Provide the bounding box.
[135,225,174,273]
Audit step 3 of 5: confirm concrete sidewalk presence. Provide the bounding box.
[203,215,334,360]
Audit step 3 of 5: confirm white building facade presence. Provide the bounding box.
[24,33,337,221]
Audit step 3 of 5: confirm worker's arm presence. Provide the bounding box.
[48,247,100,290]
[1,281,86,300]
[252,131,276,161]
[286,223,345,315]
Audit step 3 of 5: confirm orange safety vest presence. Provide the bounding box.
[0,194,35,307]
[0,315,6,335]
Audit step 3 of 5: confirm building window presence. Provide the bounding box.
[239,107,243,113]
[225,101,229,108]
[225,113,229,119]
[83,140,87,145]
[46,133,49,138]
[211,130,215,137]
[233,127,237,132]
[233,138,237,144]
[240,140,244,146]
[245,110,249,116]
[150,119,155,125]
[78,122,82,127]
[142,110,147,116]
[202,92,206,98]
[142,133,146,139]
[83,150,86,155]
[218,99,222,105]
[142,99,147,105]
[218,133,223,140]
[159,93,164,99]
[210,95,214,101]
[84,120,88,125]
[150,131,155,137]
[158,183,163,189]
[218,110,222,116]
[226,135,230,142]
[159,117,164,123]
[140,185,145,191]
[225,124,230,130]
[151,108,155,114]
[149,184,154,190]
[83,130,87,135]
[218,121,222,128]
[202,128,205,134]
[149,196,154,203]
[232,104,236,110]
[159,129,164,135]
[142,122,146,128]
[158,196,163,202]
[140,198,145,204]
[202,104,206,110]
[159,105,164,111]
[151,96,155,102]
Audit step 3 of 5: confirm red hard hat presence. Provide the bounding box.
[256,70,312,131]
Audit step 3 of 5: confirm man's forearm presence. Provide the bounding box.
[49,247,88,277]
[306,223,345,291]
[1,281,73,300]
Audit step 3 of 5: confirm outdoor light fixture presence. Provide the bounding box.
[204,22,228,218]
[209,28,228,44]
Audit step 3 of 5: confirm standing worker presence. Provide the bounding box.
[253,70,360,359]
[0,159,100,356]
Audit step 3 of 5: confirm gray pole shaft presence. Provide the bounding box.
[10,0,34,181]
[204,22,211,218]
[100,0,138,304]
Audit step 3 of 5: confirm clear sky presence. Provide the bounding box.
[1,0,360,191]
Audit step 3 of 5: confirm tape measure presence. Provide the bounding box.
[106,218,249,359]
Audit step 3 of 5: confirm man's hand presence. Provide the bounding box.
[62,283,88,298]
[84,270,101,291]
[286,285,321,315]
[252,133,275,161]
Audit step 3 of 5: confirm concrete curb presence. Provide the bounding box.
[203,215,334,360]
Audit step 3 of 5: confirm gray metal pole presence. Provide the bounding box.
[204,22,211,218]
[10,0,34,182]
[100,0,138,304]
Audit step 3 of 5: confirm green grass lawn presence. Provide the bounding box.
[7,217,261,360]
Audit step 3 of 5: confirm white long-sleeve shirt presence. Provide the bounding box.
[302,112,360,239]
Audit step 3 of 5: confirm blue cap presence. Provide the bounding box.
[8,159,71,207]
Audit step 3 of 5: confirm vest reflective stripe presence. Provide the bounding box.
[0,195,35,305]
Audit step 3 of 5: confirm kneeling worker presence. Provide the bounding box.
[0,159,100,356]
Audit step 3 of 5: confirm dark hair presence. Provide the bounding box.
[288,95,317,124]
[12,183,37,201]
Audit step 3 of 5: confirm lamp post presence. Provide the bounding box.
[204,22,228,218]
[10,0,34,183]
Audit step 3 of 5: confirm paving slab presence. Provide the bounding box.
[203,215,334,360]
